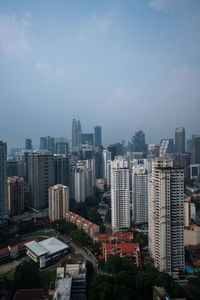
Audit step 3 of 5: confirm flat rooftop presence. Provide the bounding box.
[25,237,68,257]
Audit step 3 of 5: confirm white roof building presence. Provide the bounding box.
[25,237,68,268]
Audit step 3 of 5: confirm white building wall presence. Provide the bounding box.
[48,185,69,221]
[148,157,185,275]
[111,156,130,232]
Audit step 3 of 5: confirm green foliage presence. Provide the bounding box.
[88,256,185,300]
[134,232,148,248]
[13,261,40,290]
[186,275,200,300]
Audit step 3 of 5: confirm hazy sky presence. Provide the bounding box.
[0,0,200,150]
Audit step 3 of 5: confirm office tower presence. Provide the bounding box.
[187,139,192,154]
[111,156,130,232]
[108,143,123,161]
[148,157,185,275]
[8,176,24,216]
[94,126,102,147]
[159,139,174,157]
[28,152,55,210]
[132,130,147,154]
[54,154,70,187]
[175,127,185,153]
[40,136,54,153]
[95,146,103,179]
[79,133,94,147]
[132,165,148,224]
[25,139,32,150]
[102,149,111,181]
[0,141,8,223]
[7,159,19,177]
[54,137,68,155]
[48,184,69,221]
[77,119,82,147]
[71,118,77,149]
[191,135,200,164]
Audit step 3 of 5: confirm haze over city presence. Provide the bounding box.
[0,0,200,150]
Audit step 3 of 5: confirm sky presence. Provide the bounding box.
[0,0,200,150]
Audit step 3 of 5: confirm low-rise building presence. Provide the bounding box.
[25,237,68,268]
[66,211,99,238]
[101,242,141,266]
[93,232,133,244]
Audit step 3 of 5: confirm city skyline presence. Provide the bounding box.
[0,0,200,149]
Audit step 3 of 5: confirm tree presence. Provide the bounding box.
[14,261,40,290]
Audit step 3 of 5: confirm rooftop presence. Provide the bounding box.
[25,237,68,257]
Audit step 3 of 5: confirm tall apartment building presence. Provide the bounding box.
[132,130,147,156]
[132,165,148,224]
[94,126,102,147]
[54,154,69,187]
[0,141,8,223]
[28,152,55,210]
[191,135,200,164]
[49,184,69,221]
[8,176,24,216]
[148,157,185,275]
[111,156,130,232]
[175,127,185,153]
[102,149,111,182]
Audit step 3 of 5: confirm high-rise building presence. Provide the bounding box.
[175,127,185,153]
[8,176,24,216]
[28,152,55,210]
[132,165,148,224]
[54,137,68,155]
[40,136,54,153]
[191,135,200,164]
[77,119,82,147]
[74,163,85,202]
[187,139,192,154]
[25,139,32,150]
[95,146,103,179]
[71,118,77,149]
[108,143,123,161]
[0,141,8,223]
[48,184,69,221]
[159,139,174,157]
[54,155,69,187]
[94,126,102,147]
[111,156,130,232]
[148,157,185,275]
[79,133,94,147]
[132,130,147,155]
[102,149,111,181]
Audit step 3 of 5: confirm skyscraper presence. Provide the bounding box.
[159,139,174,157]
[0,141,8,223]
[175,127,185,153]
[77,119,82,147]
[111,156,130,232]
[8,176,24,216]
[28,152,55,210]
[191,135,200,164]
[71,118,77,149]
[94,126,102,147]
[54,154,70,187]
[40,136,54,153]
[132,130,147,155]
[48,184,69,221]
[148,157,185,275]
[25,139,32,150]
[132,165,148,224]
[108,143,123,161]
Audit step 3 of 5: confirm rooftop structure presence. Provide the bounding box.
[25,237,68,268]
[93,232,133,244]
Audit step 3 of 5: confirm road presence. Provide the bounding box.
[56,232,99,274]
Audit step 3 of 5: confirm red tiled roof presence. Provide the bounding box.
[89,223,96,228]
[13,289,48,300]
[18,238,38,249]
[0,246,9,256]
[94,232,133,240]
[104,243,139,253]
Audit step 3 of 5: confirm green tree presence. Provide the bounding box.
[14,261,40,290]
